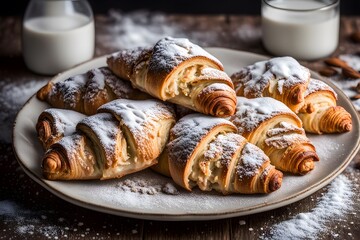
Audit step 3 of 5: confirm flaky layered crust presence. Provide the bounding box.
[42,133,101,180]
[97,99,176,164]
[37,67,151,115]
[231,57,310,113]
[167,113,283,194]
[230,97,319,175]
[298,79,352,134]
[41,99,176,180]
[36,108,86,150]
[107,37,237,117]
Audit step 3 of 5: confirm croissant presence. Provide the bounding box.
[42,99,176,180]
[229,97,319,175]
[36,108,86,150]
[37,67,151,115]
[107,37,237,117]
[297,78,352,134]
[231,56,310,113]
[167,113,283,194]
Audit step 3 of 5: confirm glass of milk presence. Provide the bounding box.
[261,0,340,60]
[22,0,95,75]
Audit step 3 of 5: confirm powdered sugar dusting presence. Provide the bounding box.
[201,83,234,95]
[50,73,87,108]
[230,97,295,135]
[41,108,86,136]
[305,78,337,98]
[116,178,179,195]
[149,37,223,74]
[53,133,85,161]
[237,143,268,179]
[0,79,47,143]
[98,10,180,50]
[231,56,310,98]
[267,174,355,239]
[200,67,230,80]
[77,113,119,160]
[47,67,149,112]
[265,122,308,149]
[265,133,309,149]
[98,99,175,139]
[168,113,236,167]
[266,121,304,137]
[204,133,244,167]
[0,200,64,238]
[82,68,108,104]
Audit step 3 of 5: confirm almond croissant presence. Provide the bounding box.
[107,37,237,117]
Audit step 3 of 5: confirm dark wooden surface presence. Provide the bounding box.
[1,13,360,239]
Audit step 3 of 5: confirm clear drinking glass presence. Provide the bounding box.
[261,0,340,60]
[22,0,95,75]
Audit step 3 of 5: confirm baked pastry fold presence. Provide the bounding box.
[167,113,283,194]
[41,99,176,180]
[107,37,237,117]
[229,97,319,175]
[231,56,310,113]
[37,67,151,115]
[297,79,352,134]
[36,108,86,150]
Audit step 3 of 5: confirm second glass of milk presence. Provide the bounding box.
[22,0,95,75]
[261,0,339,60]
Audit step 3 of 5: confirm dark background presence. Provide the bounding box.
[1,0,360,16]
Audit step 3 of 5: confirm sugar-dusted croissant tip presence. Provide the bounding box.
[269,171,283,192]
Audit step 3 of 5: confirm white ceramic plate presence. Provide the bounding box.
[13,48,360,221]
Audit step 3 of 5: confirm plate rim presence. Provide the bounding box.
[12,47,360,221]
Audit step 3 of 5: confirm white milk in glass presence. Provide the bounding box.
[262,0,339,60]
[22,14,94,75]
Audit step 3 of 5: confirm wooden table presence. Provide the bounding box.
[1,13,360,239]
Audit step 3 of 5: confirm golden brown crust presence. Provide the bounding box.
[36,108,86,150]
[231,57,310,113]
[167,114,283,194]
[168,116,236,191]
[298,79,352,134]
[150,147,171,177]
[107,37,237,117]
[41,99,176,181]
[42,133,101,180]
[230,97,319,175]
[36,67,151,115]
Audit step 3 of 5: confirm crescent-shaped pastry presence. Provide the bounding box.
[298,78,352,134]
[229,97,319,175]
[107,37,237,117]
[167,113,283,194]
[36,108,86,150]
[41,99,176,180]
[37,67,151,115]
[231,56,310,113]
